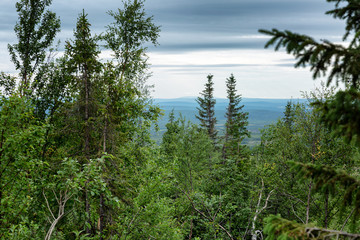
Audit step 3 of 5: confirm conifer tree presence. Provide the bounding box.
[196,74,218,142]
[260,0,360,238]
[64,10,101,236]
[283,101,294,129]
[259,0,360,144]
[223,74,249,159]
[65,10,101,161]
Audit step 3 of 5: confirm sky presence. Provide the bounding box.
[0,0,346,99]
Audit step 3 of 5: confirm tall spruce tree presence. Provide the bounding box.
[64,10,101,236]
[196,74,218,141]
[283,101,294,130]
[7,0,60,96]
[65,10,101,161]
[223,74,249,159]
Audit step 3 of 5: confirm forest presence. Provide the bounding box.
[1,0,360,239]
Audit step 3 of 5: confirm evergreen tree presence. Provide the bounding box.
[7,0,60,96]
[64,10,102,236]
[283,101,294,130]
[65,10,101,161]
[223,74,249,159]
[196,74,218,141]
[259,0,360,144]
[260,0,360,238]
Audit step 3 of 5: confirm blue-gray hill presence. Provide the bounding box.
[153,97,307,146]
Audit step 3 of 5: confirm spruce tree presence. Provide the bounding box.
[223,74,249,159]
[65,10,101,161]
[196,74,218,141]
[283,101,294,128]
[65,10,101,236]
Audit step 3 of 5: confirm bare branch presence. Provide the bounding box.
[306,227,360,239]
[180,188,234,240]
[43,190,55,221]
[291,201,305,224]
[251,179,274,240]
[340,208,355,232]
[44,189,73,240]
[213,192,222,221]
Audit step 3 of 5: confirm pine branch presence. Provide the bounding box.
[325,0,360,43]
[313,89,360,145]
[259,28,356,87]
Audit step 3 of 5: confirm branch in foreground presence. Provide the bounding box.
[264,215,360,240]
[289,161,360,217]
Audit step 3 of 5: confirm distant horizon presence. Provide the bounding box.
[1,0,345,99]
[152,96,308,100]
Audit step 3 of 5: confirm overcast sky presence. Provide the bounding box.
[0,0,346,98]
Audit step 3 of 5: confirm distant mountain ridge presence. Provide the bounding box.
[152,97,307,146]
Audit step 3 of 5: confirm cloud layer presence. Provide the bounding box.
[0,0,347,98]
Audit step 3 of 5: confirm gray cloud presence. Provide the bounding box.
[152,63,295,69]
[144,0,346,52]
[0,0,349,99]
[0,0,346,53]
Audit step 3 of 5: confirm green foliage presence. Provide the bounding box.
[259,0,360,89]
[223,73,250,159]
[259,28,352,86]
[102,0,160,88]
[114,148,184,239]
[257,94,357,234]
[162,113,214,192]
[260,1,360,238]
[0,94,47,238]
[264,215,309,240]
[32,56,73,120]
[325,0,360,44]
[196,74,218,141]
[264,215,360,240]
[7,0,60,94]
[290,161,360,218]
[161,112,254,239]
[0,72,16,96]
[65,10,101,77]
[314,88,360,145]
[6,0,360,239]
[1,0,168,239]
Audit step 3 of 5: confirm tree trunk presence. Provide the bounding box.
[188,210,193,240]
[251,180,274,240]
[0,129,4,225]
[44,190,71,240]
[306,180,312,224]
[85,181,92,235]
[324,191,329,228]
[99,193,105,240]
[83,64,93,236]
[99,117,107,240]
[84,67,90,159]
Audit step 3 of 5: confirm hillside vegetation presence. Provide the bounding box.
[0,0,360,239]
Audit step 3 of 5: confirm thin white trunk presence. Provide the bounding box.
[44,190,72,240]
[251,180,274,240]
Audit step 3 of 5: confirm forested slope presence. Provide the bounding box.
[0,0,359,239]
